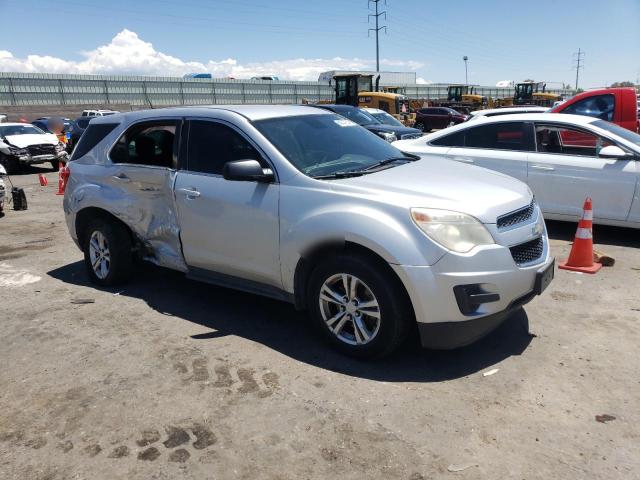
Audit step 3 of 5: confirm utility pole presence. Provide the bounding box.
[573,48,585,90]
[463,56,469,85]
[368,0,387,72]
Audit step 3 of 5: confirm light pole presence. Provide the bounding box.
[463,56,469,85]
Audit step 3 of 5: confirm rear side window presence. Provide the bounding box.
[430,130,465,147]
[110,121,178,168]
[70,123,118,160]
[186,120,260,175]
[465,122,532,151]
[562,94,615,121]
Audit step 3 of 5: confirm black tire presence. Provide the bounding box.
[51,160,60,171]
[413,121,425,132]
[307,253,412,359]
[0,153,20,175]
[82,218,133,286]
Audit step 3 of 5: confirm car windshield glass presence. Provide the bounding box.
[371,112,404,127]
[334,108,379,126]
[0,124,44,136]
[254,114,407,177]
[592,120,640,148]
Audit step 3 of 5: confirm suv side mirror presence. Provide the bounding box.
[599,145,629,159]
[223,159,274,183]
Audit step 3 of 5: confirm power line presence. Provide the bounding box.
[368,0,387,72]
[573,48,585,90]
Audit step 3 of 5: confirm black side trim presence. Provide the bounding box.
[187,267,294,304]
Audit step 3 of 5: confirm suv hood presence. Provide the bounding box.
[3,133,58,148]
[331,155,532,224]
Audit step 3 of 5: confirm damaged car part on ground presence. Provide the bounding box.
[63,105,554,358]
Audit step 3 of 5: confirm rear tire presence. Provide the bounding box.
[82,218,133,286]
[307,253,412,359]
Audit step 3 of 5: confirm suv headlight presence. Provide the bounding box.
[411,208,494,253]
[9,146,29,156]
[377,131,397,143]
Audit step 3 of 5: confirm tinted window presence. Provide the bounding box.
[70,123,118,160]
[465,122,531,151]
[255,114,406,177]
[186,120,260,175]
[562,94,615,121]
[110,121,177,167]
[430,130,465,147]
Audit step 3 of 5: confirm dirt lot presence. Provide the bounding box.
[1,168,639,480]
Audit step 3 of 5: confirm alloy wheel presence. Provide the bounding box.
[318,273,381,345]
[89,230,111,280]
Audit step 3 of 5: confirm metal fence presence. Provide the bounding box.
[0,73,573,107]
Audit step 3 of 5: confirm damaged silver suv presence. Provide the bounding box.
[64,106,554,358]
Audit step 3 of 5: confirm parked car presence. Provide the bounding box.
[393,113,640,228]
[312,104,422,142]
[0,123,68,173]
[64,106,553,358]
[550,88,638,133]
[32,117,72,133]
[67,117,94,152]
[81,109,119,117]
[467,106,548,120]
[413,107,467,132]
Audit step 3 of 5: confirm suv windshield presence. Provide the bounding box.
[332,108,379,126]
[254,114,408,177]
[0,124,45,136]
[370,111,404,127]
[593,120,640,148]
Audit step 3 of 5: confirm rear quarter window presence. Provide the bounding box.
[70,123,118,160]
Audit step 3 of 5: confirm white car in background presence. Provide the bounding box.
[0,163,6,213]
[467,106,548,121]
[0,123,68,173]
[394,113,640,228]
[81,109,119,117]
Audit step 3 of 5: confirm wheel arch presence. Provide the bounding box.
[292,240,413,315]
[75,207,137,250]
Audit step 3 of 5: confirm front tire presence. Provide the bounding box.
[307,253,411,359]
[82,218,133,286]
[51,160,60,171]
[413,121,425,132]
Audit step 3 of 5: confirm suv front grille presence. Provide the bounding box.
[27,144,56,156]
[497,200,535,229]
[510,237,544,266]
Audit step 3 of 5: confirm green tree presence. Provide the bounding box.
[610,81,635,87]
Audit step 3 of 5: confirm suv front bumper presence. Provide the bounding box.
[392,240,554,349]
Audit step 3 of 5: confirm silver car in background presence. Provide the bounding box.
[63,106,554,358]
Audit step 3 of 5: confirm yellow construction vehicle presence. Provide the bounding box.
[514,81,561,107]
[331,74,415,125]
[435,85,489,113]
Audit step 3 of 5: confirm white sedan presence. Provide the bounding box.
[393,113,640,228]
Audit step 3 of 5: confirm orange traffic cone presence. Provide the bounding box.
[38,174,48,186]
[559,197,602,274]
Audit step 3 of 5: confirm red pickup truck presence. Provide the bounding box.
[551,87,639,132]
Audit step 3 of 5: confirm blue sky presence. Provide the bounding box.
[0,0,638,87]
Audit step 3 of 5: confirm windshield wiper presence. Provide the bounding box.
[310,171,368,180]
[363,155,419,171]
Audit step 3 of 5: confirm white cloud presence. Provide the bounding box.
[0,29,424,81]
[416,77,432,84]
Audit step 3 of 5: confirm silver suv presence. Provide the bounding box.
[63,106,554,358]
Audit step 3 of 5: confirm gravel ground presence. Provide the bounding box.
[1,167,639,480]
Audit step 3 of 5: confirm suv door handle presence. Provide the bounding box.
[177,187,201,198]
[112,173,131,182]
[530,164,555,171]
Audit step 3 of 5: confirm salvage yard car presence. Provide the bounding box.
[393,113,640,228]
[63,106,554,358]
[0,123,68,173]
